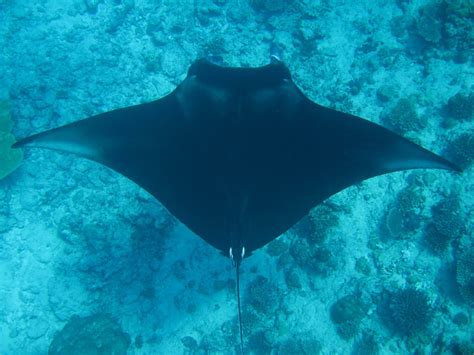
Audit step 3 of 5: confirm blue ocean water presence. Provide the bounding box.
[0,0,472,354]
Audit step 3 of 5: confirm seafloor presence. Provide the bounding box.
[0,0,472,354]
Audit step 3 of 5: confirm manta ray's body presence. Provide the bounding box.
[13,58,460,351]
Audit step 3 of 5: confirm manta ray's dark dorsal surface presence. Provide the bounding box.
[13,58,460,351]
[13,58,460,257]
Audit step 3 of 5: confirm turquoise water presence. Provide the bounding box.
[0,1,472,354]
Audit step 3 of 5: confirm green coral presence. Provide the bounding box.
[0,99,23,179]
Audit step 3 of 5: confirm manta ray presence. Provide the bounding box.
[13,58,460,352]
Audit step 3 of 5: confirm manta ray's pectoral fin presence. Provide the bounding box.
[300,101,462,190]
[12,95,179,165]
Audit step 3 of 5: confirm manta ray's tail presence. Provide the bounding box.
[236,262,244,355]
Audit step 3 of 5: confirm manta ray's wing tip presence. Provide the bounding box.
[11,129,55,149]
[445,159,463,173]
[11,135,35,149]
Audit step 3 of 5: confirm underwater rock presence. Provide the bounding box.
[48,314,130,354]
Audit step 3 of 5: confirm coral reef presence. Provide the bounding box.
[382,98,425,135]
[249,0,295,13]
[451,341,474,355]
[293,204,340,245]
[424,194,462,254]
[279,331,322,354]
[444,131,474,169]
[266,238,288,257]
[48,314,130,354]
[134,334,143,349]
[200,329,234,353]
[432,194,463,236]
[444,0,474,59]
[355,257,372,276]
[247,276,280,314]
[0,99,23,179]
[383,177,425,238]
[84,0,101,14]
[424,223,451,254]
[456,248,474,305]
[382,288,432,336]
[246,330,272,353]
[290,239,336,276]
[447,92,474,121]
[452,312,468,326]
[181,335,198,350]
[416,1,445,44]
[330,294,369,340]
[352,332,380,354]
[284,269,302,289]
